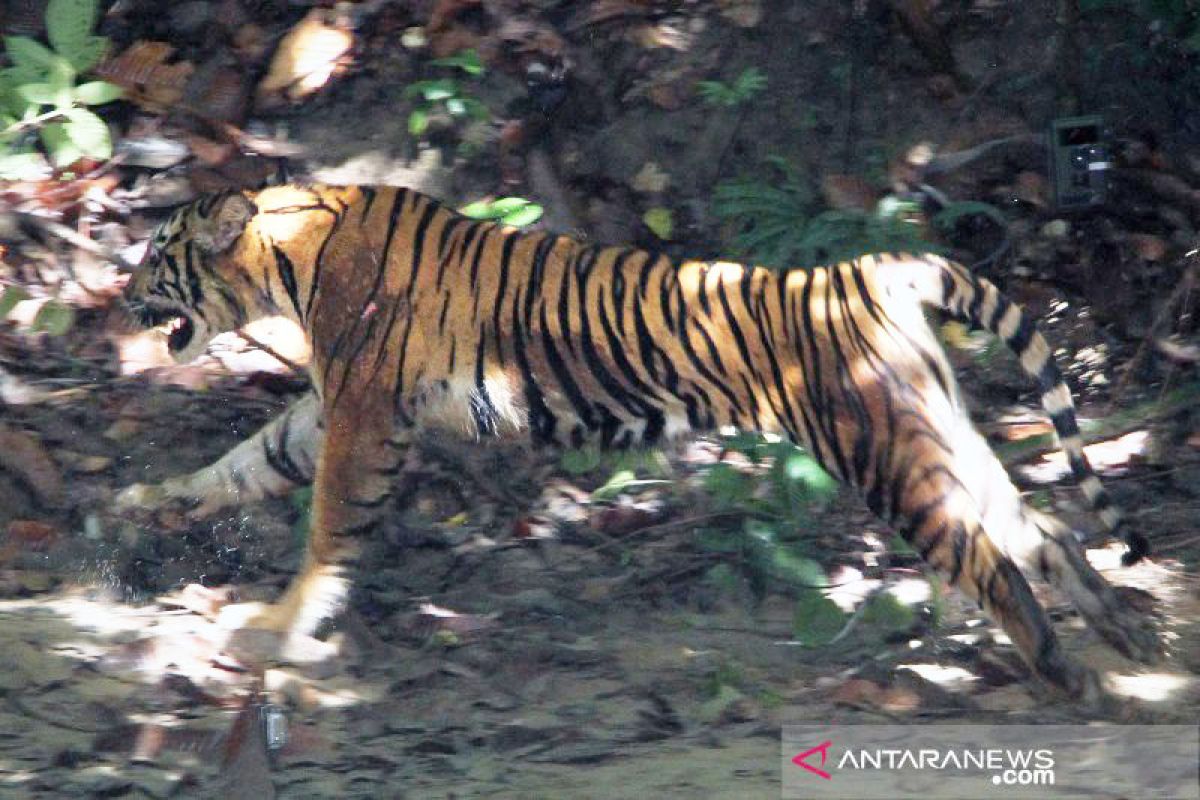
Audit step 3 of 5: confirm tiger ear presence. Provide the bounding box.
[199,193,258,253]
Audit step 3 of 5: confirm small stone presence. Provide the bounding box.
[1041,219,1070,239]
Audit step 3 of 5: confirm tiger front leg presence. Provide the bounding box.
[115,392,322,520]
[217,402,403,664]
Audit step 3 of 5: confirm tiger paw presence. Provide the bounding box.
[217,601,338,665]
[1089,603,1162,666]
[113,480,214,521]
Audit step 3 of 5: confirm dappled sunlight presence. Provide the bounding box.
[1107,672,1195,703]
[0,592,377,712]
[1020,430,1149,482]
[897,663,979,690]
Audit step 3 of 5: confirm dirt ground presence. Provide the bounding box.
[0,324,1197,799]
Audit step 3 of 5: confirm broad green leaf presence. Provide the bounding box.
[643,207,673,240]
[500,204,543,227]
[704,563,742,593]
[407,108,428,136]
[0,151,49,179]
[67,36,107,73]
[430,49,483,75]
[458,96,489,120]
[694,527,742,554]
[591,469,637,502]
[15,83,57,105]
[5,36,58,72]
[458,200,501,219]
[782,450,835,493]
[768,548,827,590]
[32,299,75,336]
[73,80,122,105]
[490,196,531,214]
[445,97,465,116]
[0,285,31,319]
[46,0,99,57]
[44,55,76,110]
[860,591,917,631]
[791,588,845,645]
[41,122,83,167]
[64,106,110,158]
[404,79,457,101]
[560,448,601,475]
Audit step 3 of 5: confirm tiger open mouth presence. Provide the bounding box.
[136,305,196,353]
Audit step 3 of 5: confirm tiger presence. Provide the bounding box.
[120,183,1159,701]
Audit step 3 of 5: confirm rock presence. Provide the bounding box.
[1041,219,1070,239]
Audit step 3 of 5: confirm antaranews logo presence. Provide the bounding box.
[782,724,1200,800]
[790,739,1055,785]
[790,740,833,780]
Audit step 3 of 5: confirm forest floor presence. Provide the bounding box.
[0,325,1197,800]
[2,0,1200,797]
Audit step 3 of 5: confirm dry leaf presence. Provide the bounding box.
[821,174,878,212]
[717,0,762,27]
[632,162,670,193]
[256,8,354,109]
[1130,233,1168,262]
[1014,171,1049,207]
[96,41,196,112]
[0,425,64,506]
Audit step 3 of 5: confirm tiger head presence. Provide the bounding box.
[124,191,260,363]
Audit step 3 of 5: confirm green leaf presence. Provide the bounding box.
[0,151,49,179]
[15,83,57,105]
[782,450,836,494]
[643,207,674,240]
[490,197,531,214]
[791,588,845,646]
[405,78,458,101]
[45,55,76,109]
[444,97,465,116]
[458,199,500,219]
[46,0,99,57]
[768,548,827,590]
[430,49,483,76]
[32,299,75,336]
[500,204,543,228]
[5,36,58,73]
[560,448,602,475]
[40,122,83,167]
[592,469,637,502]
[67,36,107,73]
[0,285,31,319]
[459,96,489,120]
[703,463,753,510]
[73,80,122,105]
[860,591,917,631]
[407,107,429,136]
[704,563,742,593]
[63,106,110,158]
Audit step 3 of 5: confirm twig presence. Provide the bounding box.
[581,511,740,552]
[234,331,306,376]
[1107,259,1198,413]
[828,582,890,644]
[14,210,138,272]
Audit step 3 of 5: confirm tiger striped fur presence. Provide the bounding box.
[121,184,1158,699]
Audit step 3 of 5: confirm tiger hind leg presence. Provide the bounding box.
[955,426,1161,665]
[894,463,1103,700]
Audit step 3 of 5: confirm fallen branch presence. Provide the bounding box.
[234,331,306,376]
